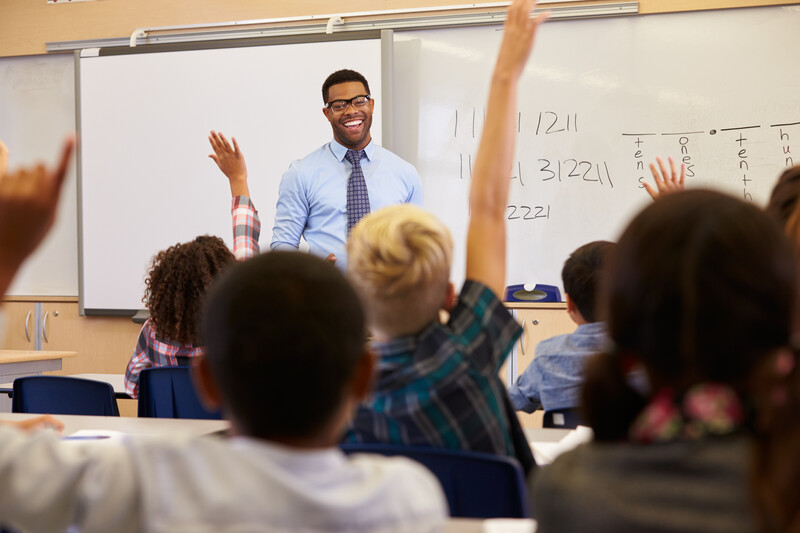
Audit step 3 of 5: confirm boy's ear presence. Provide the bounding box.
[192,356,222,411]
[350,349,376,402]
[565,293,576,314]
[443,281,457,312]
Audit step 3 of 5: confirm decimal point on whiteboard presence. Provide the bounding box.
[710,129,717,135]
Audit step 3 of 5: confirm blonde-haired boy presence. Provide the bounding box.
[345,0,548,463]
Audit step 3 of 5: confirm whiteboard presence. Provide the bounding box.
[78,37,382,313]
[0,54,78,297]
[392,5,800,294]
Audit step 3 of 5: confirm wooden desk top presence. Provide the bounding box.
[0,412,228,437]
[0,350,78,364]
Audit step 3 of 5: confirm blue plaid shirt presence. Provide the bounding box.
[344,280,522,457]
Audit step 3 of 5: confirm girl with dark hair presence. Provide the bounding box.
[530,189,797,532]
[123,131,260,397]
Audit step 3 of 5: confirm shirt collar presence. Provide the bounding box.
[574,321,607,335]
[330,137,375,163]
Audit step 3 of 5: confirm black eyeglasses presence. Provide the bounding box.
[326,95,371,114]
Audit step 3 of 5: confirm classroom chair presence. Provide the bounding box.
[12,376,119,416]
[137,366,221,419]
[542,408,584,429]
[340,443,531,519]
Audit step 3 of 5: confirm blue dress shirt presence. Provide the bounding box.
[508,321,609,413]
[270,139,423,269]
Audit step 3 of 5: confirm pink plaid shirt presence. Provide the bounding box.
[123,196,260,398]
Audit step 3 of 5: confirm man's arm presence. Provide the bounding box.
[465,0,548,298]
[407,167,425,208]
[0,138,74,296]
[270,164,309,251]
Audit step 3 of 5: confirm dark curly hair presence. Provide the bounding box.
[144,235,235,346]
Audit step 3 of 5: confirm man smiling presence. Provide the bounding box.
[270,69,423,269]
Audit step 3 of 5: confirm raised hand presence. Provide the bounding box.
[643,156,685,200]
[208,130,249,197]
[0,414,64,433]
[0,137,74,296]
[494,0,549,81]
[465,0,548,298]
[0,139,9,177]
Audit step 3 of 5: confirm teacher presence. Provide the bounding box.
[270,69,423,269]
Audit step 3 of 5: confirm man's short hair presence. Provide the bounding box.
[562,240,615,323]
[200,252,366,440]
[322,69,371,103]
[347,204,452,337]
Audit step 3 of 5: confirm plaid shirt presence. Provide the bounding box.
[232,196,260,260]
[344,280,522,457]
[123,196,260,398]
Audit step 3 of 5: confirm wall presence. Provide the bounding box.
[1,0,798,57]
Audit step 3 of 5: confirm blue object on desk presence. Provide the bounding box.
[504,283,562,302]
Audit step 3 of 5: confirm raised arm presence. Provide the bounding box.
[208,130,250,197]
[465,0,548,298]
[208,131,260,258]
[643,156,685,200]
[0,139,9,178]
[0,137,74,296]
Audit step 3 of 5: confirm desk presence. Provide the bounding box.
[524,427,571,443]
[0,412,227,437]
[0,350,77,379]
[443,519,483,532]
[0,350,78,411]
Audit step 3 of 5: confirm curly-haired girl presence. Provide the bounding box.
[123,131,259,397]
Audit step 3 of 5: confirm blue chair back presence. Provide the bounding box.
[137,366,221,419]
[12,376,119,416]
[542,408,584,429]
[340,443,530,518]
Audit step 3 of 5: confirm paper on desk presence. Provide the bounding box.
[530,425,593,465]
[483,518,536,533]
[61,429,128,444]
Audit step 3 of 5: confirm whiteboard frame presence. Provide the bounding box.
[76,31,386,316]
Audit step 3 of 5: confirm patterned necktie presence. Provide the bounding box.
[345,149,370,234]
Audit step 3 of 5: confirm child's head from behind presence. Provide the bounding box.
[347,204,453,338]
[562,240,615,323]
[145,235,234,345]
[606,190,795,392]
[583,190,796,440]
[766,164,800,248]
[199,252,370,444]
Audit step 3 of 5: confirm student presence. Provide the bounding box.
[0,145,447,531]
[344,0,547,466]
[123,132,260,397]
[765,163,800,247]
[0,136,73,464]
[530,190,796,532]
[507,240,613,415]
